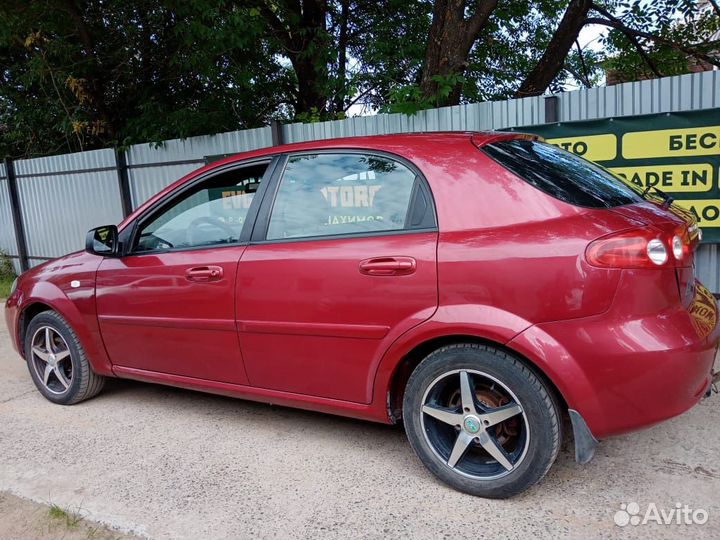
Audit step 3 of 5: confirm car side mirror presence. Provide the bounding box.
[86,225,119,257]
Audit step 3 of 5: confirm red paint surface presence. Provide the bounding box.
[5,132,718,439]
[237,232,438,403]
[96,248,249,384]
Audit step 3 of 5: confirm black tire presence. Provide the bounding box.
[403,343,561,498]
[24,311,105,405]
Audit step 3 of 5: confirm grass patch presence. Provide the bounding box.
[48,503,83,530]
[0,276,13,300]
[0,250,15,300]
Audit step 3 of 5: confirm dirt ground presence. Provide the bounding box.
[0,491,138,539]
[1,301,719,539]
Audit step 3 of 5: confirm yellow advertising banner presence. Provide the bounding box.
[609,164,714,193]
[545,134,617,161]
[622,126,720,159]
[518,109,720,242]
[675,200,720,228]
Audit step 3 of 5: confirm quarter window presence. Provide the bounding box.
[483,140,643,208]
[134,163,267,252]
[267,153,418,240]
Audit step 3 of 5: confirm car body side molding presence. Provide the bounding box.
[237,320,390,339]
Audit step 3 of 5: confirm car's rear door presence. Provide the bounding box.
[96,158,277,384]
[236,151,438,403]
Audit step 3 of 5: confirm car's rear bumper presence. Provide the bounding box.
[510,278,719,440]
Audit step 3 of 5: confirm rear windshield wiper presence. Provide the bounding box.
[642,185,674,209]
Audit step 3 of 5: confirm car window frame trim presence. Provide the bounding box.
[118,156,281,257]
[250,148,438,245]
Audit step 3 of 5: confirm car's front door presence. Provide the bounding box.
[237,152,439,403]
[96,159,273,384]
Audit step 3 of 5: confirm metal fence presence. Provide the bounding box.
[1,70,719,288]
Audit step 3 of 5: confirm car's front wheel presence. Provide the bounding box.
[24,311,105,405]
[403,343,561,498]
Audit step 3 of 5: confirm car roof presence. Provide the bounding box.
[220,130,533,160]
[120,130,537,229]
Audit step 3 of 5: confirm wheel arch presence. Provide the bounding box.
[17,301,55,357]
[18,282,114,376]
[383,333,570,424]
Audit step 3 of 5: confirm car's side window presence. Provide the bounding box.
[134,163,267,253]
[266,153,418,240]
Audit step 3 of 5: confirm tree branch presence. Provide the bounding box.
[564,63,592,88]
[708,0,720,18]
[589,3,661,77]
[585,16,720,69]
[252,2,295,52]
[333,0,350,114]
[575,39,592,86]
[463,0,499,46]
[344,86,374,111]
[515,0,593,97]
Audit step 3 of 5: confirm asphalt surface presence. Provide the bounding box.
[1,303,719,539]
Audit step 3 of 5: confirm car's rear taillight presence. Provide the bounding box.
[586,226,691,269]
[672,225,692,262]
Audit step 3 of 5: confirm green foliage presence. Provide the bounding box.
[0,250,14,279]
[384,74,467,114]
[48,503,82,529]
[0,278,13,299]
[374,0,581,111]
[294,107,326,124]
[601,0,720,81]
[0,250,15,299]
[1,0,718,157]
[345,0,433,111]
[0,0,293,157]
[464,0,572,99]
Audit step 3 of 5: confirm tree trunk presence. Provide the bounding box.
[255,0,331,117]
[333,0,350,114]
[515,0,592,98]
[419,0,498,107]
[291,52,330,115]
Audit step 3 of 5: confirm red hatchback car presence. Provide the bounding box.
[5,132,719,498]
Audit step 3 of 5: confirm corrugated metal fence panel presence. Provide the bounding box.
[14,147,115,177]
[0,177,17,256]
[129,163,199,208]
[282,95,547,143]
[15,148,123,260]
[280,72,718,143]
[126,126,274,208]
[559,71,719,122]
[0,161,21,274]
[0,177,21,274]
[126,126,273,165]
[696,244,719,294]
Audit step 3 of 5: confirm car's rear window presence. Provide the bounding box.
[483,139,643,208]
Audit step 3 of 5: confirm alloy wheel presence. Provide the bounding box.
[30,326,73,395]
[420,369,529,479]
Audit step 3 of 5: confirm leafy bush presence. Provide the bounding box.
[0,250,15,278]
[0,250,16,299]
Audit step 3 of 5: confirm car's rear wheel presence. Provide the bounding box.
[403,343,561,498]
[24,311,105,405]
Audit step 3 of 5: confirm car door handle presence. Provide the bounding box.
[185,266,224,282]
[359,257,417,276]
